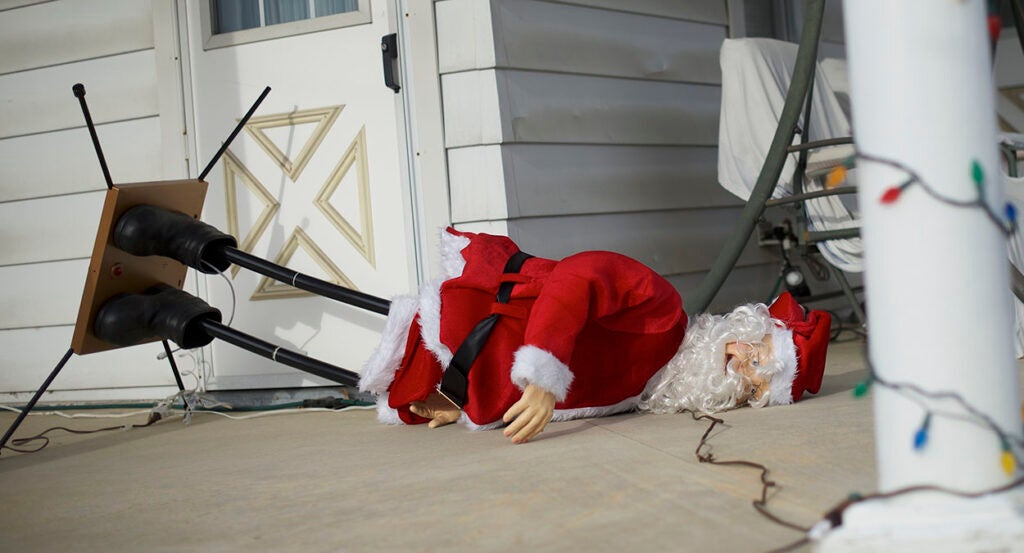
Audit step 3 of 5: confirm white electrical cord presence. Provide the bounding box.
[185,404,375,420]
[0,404,153,419]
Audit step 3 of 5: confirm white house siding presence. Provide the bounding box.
[817,0,845,58]
[0,0,189,401]
[436,0,781,312]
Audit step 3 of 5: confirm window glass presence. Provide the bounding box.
[265,0,310,26]
[212,0,360,34]
[315,0,358,17]
[214,0,260,33]
[205,0,370,48]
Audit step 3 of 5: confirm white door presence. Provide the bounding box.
[183,0,416,389]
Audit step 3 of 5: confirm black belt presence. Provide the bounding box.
[438,250,533,408]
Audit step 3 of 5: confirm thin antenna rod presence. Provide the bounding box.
[72,83,114,190]
[199,86,271,181]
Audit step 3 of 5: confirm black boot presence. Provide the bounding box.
[94,285,221,349]
[114,204,237,273]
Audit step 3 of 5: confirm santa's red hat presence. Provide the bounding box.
[765,292,832,405]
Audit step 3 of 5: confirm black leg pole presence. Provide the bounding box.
[221,246,391,315]
[162,340,187,392]
[161,339,193,411]
[199,86,271,181]
[198,319,360,387]
[0,348,74,455]
[72,84,114,190]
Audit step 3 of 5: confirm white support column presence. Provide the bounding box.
[819,1,1024,551]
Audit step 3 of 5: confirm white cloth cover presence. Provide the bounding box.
[717,38,863,273]
[1006,173,1024,358]
[718,39,1024,356]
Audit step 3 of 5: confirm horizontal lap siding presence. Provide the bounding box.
[0,192,104,266]
[442,70,721,147]
[0,0,177,397]
[543,0,728,24]
[0,117,163,202]
[449,144,737,222]
[0,0,153,75]
[0,327,178,398]
[499,71,721,146]
[437,0,782,308]
[440,0,724,83]
[505,208,776,276]
[0,0,50,11]
[0,49,160,139]
[0,259,89,329]
[668,264,781,314]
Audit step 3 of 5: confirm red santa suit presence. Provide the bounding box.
[359,228,688,429]
[360,228,833,428]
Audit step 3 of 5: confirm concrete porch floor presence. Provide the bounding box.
[0,340,1019,553]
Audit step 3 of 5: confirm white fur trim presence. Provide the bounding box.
[359,294,420,394]
[375,392,403,425]
[439,229,470,280]
[417,228,471,366]
[459,395,642,430]
[417,278,453,368]
[768,326,797,406]
[459,412,505,431]
[551,395,641,422]
[510,345,574,402]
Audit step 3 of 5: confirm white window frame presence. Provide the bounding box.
[199,0,372,50]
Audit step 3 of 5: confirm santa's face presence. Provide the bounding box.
[724,335,774,404]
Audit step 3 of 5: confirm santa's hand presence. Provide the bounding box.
[409,392,461,428]
[502,384,556,444]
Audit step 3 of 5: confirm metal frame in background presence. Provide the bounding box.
[687,0,1024,314]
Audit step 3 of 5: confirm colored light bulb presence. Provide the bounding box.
[971,160,985,186]
[913,413,932,451]
[1002,450,1015,476]
[880,187,902,204]
[989,14,1003,41]
[826,166,847,189]
[853,378,872,398]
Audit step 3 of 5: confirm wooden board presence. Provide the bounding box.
[71,179,208,355]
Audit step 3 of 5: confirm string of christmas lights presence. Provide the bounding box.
[825,149,1022,472]
[851,352,1024,476]
[690,357,1024,552]
[684,410,810,533]
[824,151,1019,236]
[688,392,1024,553]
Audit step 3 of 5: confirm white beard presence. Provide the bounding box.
[639,303,785,414]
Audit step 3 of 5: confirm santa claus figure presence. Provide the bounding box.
[360,228,831,443]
